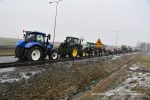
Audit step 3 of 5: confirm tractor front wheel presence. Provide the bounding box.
[27,46,43,61]
[49,50,58,60]
[79,50,86,57]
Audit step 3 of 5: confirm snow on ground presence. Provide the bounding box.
[112,52,137,60]
[19,71,41,80]
[112,54,122,60]
[0,67,16,73]
[125,52,137,56]
[101,63,150,100]
[0,67,42,83]
[129,64,140,71]
[0,78,20,83]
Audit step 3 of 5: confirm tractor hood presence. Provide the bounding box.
[16,40,25,47]
[16,40,42,48]
[16,39,53,49]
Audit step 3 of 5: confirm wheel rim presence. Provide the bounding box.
[83,52,86,57]
[72,48,78,57]
[31,49,41,61]
[52,52,58,60]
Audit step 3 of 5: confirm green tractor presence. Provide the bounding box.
[58,37,86,58]
[84,42,96,56]
[84,42,105,56]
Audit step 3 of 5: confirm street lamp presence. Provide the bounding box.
[49,0,63,45]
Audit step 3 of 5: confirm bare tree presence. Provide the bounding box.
[137,42,150,52]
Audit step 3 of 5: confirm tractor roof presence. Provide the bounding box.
[87,42,95,45]
[25,31,46,35]
[66,36,79,40]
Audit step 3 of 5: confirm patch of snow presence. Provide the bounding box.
[101,63,150,99]
[125,52,137,56]
[20,72,30,80]
[138,73,150,88]
[0,78,20,83]
[0,70,42,83]
[122,65,127,68]
[20,71,41,80]
[0,67,16,73]
[31,71,40,76]
[112,55,121,60]
[129,64,140,71]
[111,52,137,60]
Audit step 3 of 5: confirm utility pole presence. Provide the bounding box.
[49,0,63,45]
[113,31,122,50]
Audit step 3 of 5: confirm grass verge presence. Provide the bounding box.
[0,49,15,56]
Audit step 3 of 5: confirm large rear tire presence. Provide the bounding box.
[15,46,26,61]
[69,47,78,58]
[27,46,43,61]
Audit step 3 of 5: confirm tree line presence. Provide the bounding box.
[136,42,150,52]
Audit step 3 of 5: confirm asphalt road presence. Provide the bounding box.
[0,52,121,64]
[0,56,18,63]
[0,55,111,64]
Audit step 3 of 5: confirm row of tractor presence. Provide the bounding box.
[15,31,134,62]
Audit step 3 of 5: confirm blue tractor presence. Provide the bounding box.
[15,31,58,61]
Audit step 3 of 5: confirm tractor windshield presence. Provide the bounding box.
[66,37,79,44]
[25,33,36,42]
[66,37,72,43]
[87,43,95,47]
[36,34,45,44]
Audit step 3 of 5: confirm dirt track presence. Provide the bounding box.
[0,53,144,100]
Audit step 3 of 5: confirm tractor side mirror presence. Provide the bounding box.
[48,34,51,40]
[23,34,26,38]
[80,39,83,44]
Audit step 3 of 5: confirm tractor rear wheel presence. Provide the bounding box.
[27,46,43,61]
[69,47,78,58]
[15,46,25,60]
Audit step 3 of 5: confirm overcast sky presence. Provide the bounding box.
[0,0,150,46]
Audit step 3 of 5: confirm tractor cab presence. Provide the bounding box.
[24,31,46,44]
[86,42,95,48]
[65,37,82,44]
